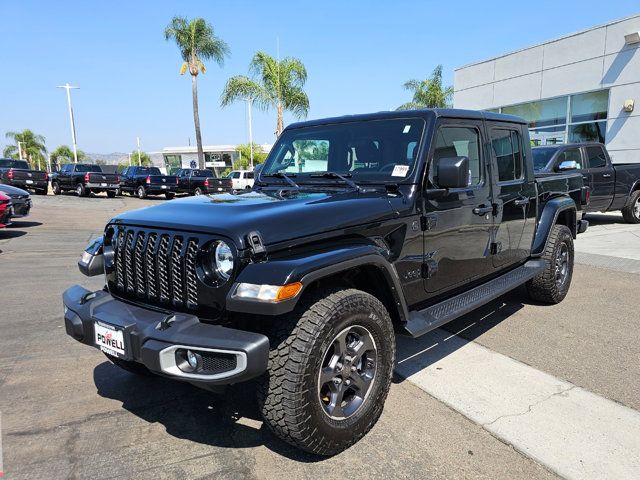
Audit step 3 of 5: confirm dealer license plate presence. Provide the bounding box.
[100,182,107,187]
[94,321,126,358]
[25,180,33,184]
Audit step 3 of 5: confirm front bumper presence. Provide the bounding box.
[63,285,270,386]
[11,200,31,217]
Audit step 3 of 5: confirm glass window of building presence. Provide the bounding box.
[568,122,606,144]
[570,91,608,123]
[164,154,182,173]
[502,97,566,128]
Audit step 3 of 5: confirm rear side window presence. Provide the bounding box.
[430,126,482,187]
[491,129,524,182]
[586,146,607,168]
[246,172,254,179]
[557,148,583,169]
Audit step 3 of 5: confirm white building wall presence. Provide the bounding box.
[454,14,640,164]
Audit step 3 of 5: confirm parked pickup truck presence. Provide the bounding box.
[63,109,587,456]
[119,166,177,199]
[175,168,233,195]
[0,158,48,195]
[533,142,640,223]
[50,163,120,197]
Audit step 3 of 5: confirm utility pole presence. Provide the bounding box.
[56,83,80,163]
[128,153,132,166]
[136,137,142,166]
[17,141,24,160]
[244,97,254,169]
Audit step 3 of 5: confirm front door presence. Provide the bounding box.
[489,125,536,269]
[423,120,495,295]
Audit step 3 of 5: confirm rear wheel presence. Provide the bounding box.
[165,192,175,200]
[258,288,395,456]
[136,186,147,199]
[76,183,87,197]
[103,353,153,376]
[526,224,574,304]
[621,190,640,224]
[194,187,203,196]
[52,182,61,195]
[106,190,116,198]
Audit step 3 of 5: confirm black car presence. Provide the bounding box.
[64,109,587,456]
[533,142,640,223]
[0,184,31,217]
[0,158,48,195]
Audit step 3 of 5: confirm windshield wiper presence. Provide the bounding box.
[309,171,360,191]
[262,172,300,189]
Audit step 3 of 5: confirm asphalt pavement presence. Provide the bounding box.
[0,194,638,479]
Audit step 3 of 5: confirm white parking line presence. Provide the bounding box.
[395,329,640,480]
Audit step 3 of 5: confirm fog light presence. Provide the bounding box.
[187,350,198,369]
[175,348,201,373]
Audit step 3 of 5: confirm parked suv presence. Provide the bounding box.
[64,109,587,455]
[533,142,640,223]
[226,170,254,191]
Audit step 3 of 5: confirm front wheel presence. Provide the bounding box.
[52,181,61,195]
[258,288,395,456]
[136,186,147,199]
[621,190,640,224]
[194,187,203,196]
[526,224,574,304]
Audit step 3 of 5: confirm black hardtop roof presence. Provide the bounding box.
[286,108,526,130]
[533,142,605,150]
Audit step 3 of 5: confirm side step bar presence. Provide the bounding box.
[403,259,545,338]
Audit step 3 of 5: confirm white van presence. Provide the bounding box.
[226,170,254,190]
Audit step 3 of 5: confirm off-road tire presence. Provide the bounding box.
[165,192,175,200]
[136,186,147,199]
[258,288,395,456]
[621,190,640,224]
[52,182,61,195]
[76,183,87,197]
[103,353,153,376]
[194,187,203,196]
[106,190,116,198]
[526,224,574,304]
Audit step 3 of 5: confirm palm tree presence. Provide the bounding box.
[4,129,47,170]
[164,16,229,169]
[221,52,309,137]
[397,65,454,110]
[51,145,86,168]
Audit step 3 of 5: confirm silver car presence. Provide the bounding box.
[0,184,31,217]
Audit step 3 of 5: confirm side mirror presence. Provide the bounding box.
[558,160,578,171]
[436,156,469,189]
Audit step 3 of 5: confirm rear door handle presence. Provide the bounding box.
[514,197,530,206]
[602,173,612,178]
[473,205,493,215]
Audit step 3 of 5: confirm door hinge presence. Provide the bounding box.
[420,214,437,231]
[247,231,266,258]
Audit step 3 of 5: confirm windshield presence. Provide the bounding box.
[532,148,557,171]
[0,159,30,169]
[75,164,102,173]
[261,118,425,184]
[138,167,161,175]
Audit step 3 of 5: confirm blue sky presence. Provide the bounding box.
[1,1,638,154]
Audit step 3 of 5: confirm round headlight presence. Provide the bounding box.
[213,241,234,280]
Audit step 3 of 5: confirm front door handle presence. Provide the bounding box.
[602,173,612,178]
[473,205,493,215]
[514,197,530,206]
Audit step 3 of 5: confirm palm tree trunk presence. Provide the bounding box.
[276,103,284,137]
[191,73,205,169]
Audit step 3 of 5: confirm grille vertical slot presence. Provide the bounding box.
[170,236,184,307]
[157,234,171,303]
[185,239,199,309]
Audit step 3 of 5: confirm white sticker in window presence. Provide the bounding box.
[403,125,411,133]
[391,165,409,177]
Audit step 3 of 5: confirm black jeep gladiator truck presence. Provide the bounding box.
[50,163,120,197]
[119,166,178,199]
[175,168,233,195]
[63,109,587,456]
[533,142,640,223]
[0,158,49,195]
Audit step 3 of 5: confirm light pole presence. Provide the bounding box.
[17,141,25,160]
[136,137,142,166]
[56,83,80,163]
[244,97,254,169]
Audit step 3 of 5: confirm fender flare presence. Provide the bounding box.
[626,180,640,205]
[531,197,576,256]
[226,244,409,321]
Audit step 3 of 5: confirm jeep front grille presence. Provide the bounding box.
[112,228,199,309]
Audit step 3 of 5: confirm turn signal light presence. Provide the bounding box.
[276,282,303,301]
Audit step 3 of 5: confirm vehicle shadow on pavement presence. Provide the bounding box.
[8,220,42,228]
[583,213,625,225]
[0,229,27,239]
[93,361,326,462]
[393,288,527,382]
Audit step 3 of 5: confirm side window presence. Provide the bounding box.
[491,129,524,182]
[231,172,241,179]
[246,172,254,179]
[586,146,607,168]
[557,148,583,169]
[430,126,482,187]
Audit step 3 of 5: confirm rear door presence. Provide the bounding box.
[584,145,614,211]
[176,169,187,192]
[423,119,495,295]
[489,124,536,269]
[60,164,73,188]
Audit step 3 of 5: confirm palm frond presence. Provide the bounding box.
[220,76,272,111]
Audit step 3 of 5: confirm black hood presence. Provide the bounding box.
[112,189,399,250]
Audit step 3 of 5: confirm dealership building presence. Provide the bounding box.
[160,144,273,176]
[454,14,640,164]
